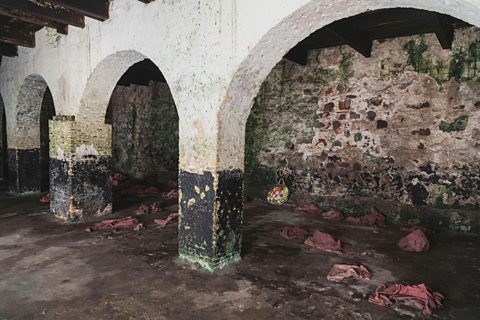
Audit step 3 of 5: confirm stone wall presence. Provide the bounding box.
[107,81,179,180]
[246,28,480,229]
[0,102,5,180]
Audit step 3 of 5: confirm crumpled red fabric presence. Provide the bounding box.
[398,229,430,252]
[137,201,163,215]
[304,230,343,254]
[368,283,444,316]
[295,203,323,214]
[327,264,372,282]
[345,208,386,226]
[111,172,128,187]
[280,225,309,240]
[86,216,142,232]
[154,212,179,226]
[143,186,160,194]
[40,193,51,203]
[322,210,343,221]
[167,180,178,189]
[163,189,178,199]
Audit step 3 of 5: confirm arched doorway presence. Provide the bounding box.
[50,50,179,221]
[0,95,7,191]
[12,74,55,194]
[243,8,480,222]
[40,88,56,192]
[104,58,179,212]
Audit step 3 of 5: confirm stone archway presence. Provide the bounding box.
[218,0,480,171]
[11,74,55,194]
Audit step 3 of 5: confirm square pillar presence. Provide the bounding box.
[178,169,244,271]
[49,116,112,221]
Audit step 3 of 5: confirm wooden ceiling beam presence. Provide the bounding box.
[0,42,17,57]
[0,24,35,48]
[427,13,454,49]
[0,11,69,35]
[0,0,85,29]
[47,0,110,21]
[285,45,309,66]
[328,20,373,58]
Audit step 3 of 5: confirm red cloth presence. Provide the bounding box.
[327,264,372,282]
[163,189,178,199]
[295,203,323,214]
[111,172,128,187]
[368,283,444,316]
[280,226,308,240]
[40,193,51,203]
[167,180,178,189]
[304,230,343,254]
[137,202,164,215]
[398,229,430,252]
[86,216,142,232]
[322,210,343,221]
[154,213,179,226]
[143,186,160,194]
[345,208,385,226]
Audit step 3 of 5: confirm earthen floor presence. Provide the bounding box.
[1,188,479,319]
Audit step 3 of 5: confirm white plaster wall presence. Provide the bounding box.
[1,0,480,171]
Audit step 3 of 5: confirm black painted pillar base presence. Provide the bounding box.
[8,148,41,194]
[50,156,112,221]
[178,169,243,271]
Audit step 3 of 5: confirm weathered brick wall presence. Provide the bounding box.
[106,81,179,180]
[246,28,480,213]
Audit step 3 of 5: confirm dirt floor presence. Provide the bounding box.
[1,183,480,319]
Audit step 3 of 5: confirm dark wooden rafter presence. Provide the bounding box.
[0,0,85,29]
[285,44,309,66]
[0,42,17,57]
[0,24,34,48]
[427,13,454,49]
[0,0,155,60]
[47,0,110,21]
[0,8,68,35]
[328,20,373,58]
[283,9,469,66]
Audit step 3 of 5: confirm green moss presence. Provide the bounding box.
[354,132,363,142]
[448,40,480,81]
[245,83,278,197]
[439,115,469,133]
[449,48,468,81]
[339,50,354,86]
[362,151,379,165]
[403,37,429,73]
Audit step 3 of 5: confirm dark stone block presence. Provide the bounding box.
[376,120,388,129]
[411,128,431,136]
[8,148,40,194]
[178,170,215,259]
[50,156,112,221]
[338,98,351,110]
[408,102,430,109]
[349,112,360,120]
[215,170,243,260]
[50,158,69,216]
[324,102,335,112]
[179,169,243,271]
[367,111,376,121]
